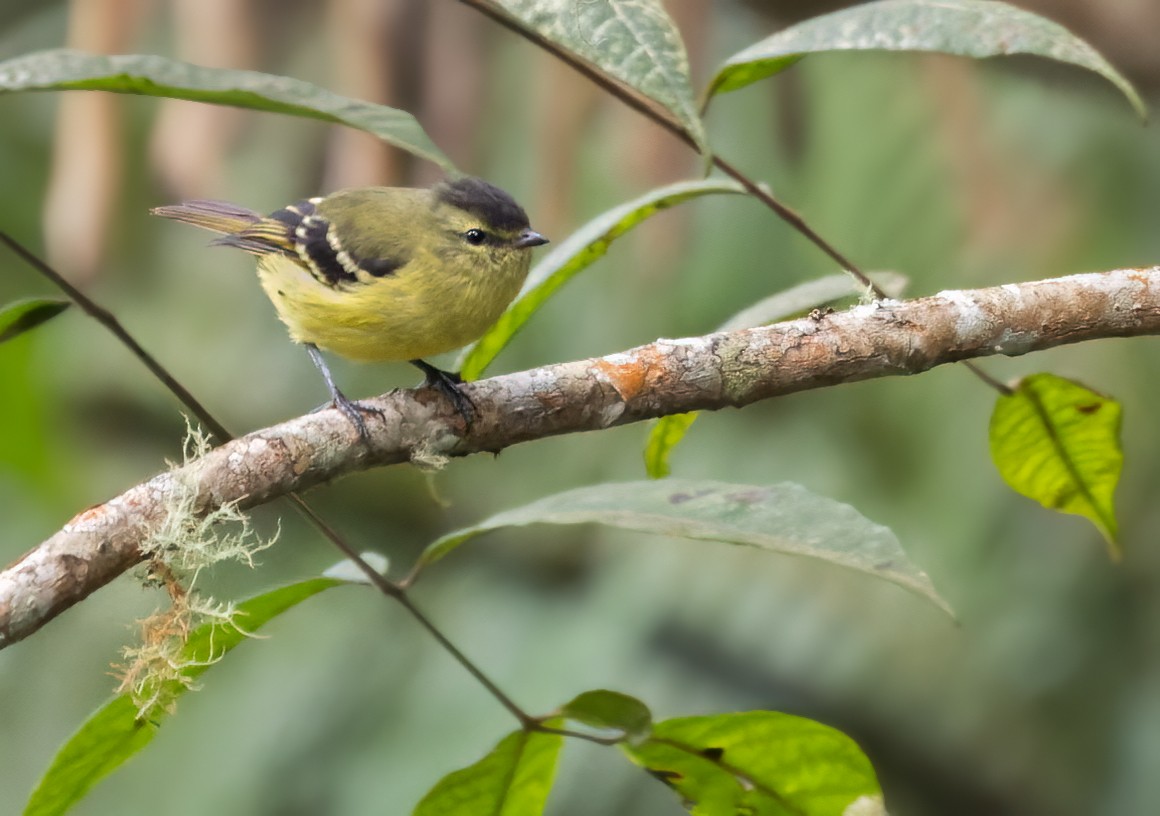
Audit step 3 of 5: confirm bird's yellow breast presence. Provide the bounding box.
[256,248,530,362]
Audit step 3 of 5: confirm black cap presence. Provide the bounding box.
[435,177,531,233]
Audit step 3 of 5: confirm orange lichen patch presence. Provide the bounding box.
[67,503,109,527]
[591,351,658,401]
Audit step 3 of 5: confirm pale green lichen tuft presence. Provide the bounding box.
[115,418,278,717]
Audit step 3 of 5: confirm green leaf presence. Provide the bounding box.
[644,412,700,479]
[705,0,1146,120]
[643,272,909,479]
[410,479,951,616]
[459,179,745,380]
[989,373,1122,558]
[0,50,455,171]
[494,0,708,154]
[623,711,880,816]
[558,690,653,743]
[23,577,346,816]
[0,298,70,345]
[413,727,563,816]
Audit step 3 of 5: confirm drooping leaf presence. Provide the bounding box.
[459,179,745,380]
[0,298,70,345]
[23,577,346,816]
[989,373,1122,558]
[413,726,563,816]
[494,0,708,154]
[410,479,950,615]
[0,50,455,171]
[644,412,700,479]
[558,690,652,743]
[623,711,880,816]
[643,272,909,478]
[705,0,1145,120]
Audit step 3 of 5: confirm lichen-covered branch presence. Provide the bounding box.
[3,266,1158,648]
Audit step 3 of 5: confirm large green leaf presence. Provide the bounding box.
[413,726,563,816]
[459,179,745,380]
[495,0,708,153]
[623,712,881,816]
[644,272,909,478]
[705,0,1145,120]
[23,577,346,816]
[0,50,455,171]
[409,479,950,615]
[0,298,70,345]
[989,373,1122,558]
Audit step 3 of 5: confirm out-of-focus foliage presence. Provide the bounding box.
[0,297,70,344]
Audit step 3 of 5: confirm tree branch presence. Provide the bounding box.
[3,266,1158,649]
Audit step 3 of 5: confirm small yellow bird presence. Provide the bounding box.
[152,177,548,436]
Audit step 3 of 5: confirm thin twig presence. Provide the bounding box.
[962,360,1014,395]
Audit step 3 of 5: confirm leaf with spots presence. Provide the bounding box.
[458,179,745,380]
[623,711,881,816]
[406,479,950,616]
[990,373,1123,559]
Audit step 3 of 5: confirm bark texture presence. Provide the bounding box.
[2,266,1158,648]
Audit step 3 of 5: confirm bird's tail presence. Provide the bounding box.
[150,200,263,235]
[151,200,296,256]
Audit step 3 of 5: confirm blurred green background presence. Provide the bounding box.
[2,1,1159,814]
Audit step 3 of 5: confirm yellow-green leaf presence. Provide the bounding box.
[623,711,880,816]
[989,373,1123,558]
[644,412,700,479]
[413,726,563,816]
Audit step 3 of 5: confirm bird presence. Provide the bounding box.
[151,177,548,438]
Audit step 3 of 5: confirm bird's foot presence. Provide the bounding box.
[329,390,384,442]
[410,360,477,427]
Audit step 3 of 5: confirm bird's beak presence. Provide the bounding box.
[514,229,549,249]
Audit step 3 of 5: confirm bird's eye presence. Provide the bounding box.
[463,228,488,246]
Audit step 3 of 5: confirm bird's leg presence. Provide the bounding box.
[305,343,382,441]
[410,359,477,426]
